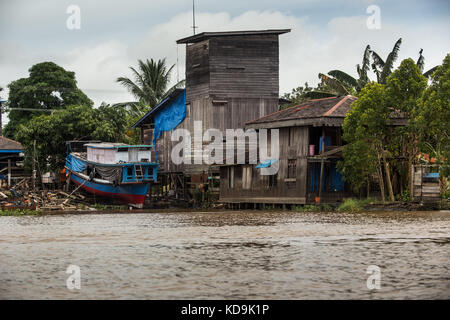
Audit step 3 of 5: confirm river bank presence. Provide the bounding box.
[0,199,448,216]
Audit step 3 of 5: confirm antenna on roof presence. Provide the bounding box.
[192,0,198,35]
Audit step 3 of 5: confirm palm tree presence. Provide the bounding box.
[318,45,373,96]
[371,38,402,84]
[116,58,184,110]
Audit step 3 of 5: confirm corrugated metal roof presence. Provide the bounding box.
[0,136,23,150]
[246,96,357,126]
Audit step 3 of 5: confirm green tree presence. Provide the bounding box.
[280,82,339,109]
[15,104,130,172]
[4,62,92,138]
[385,58,428,197]
[338,82,395,202]
[416,54,450,178]
[116,58,184,109]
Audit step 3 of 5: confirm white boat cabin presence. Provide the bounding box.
[84,143,152,164]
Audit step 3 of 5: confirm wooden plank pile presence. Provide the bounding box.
[0,177,95,211]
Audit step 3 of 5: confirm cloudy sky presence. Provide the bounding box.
[1,0,449,110]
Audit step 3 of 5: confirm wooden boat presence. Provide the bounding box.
[64,142,158,208]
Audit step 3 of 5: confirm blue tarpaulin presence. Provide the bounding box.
[329,163,344,191]
[65,154,87,172]
[256,159,278,168]
[424,172,439,178]
[153,90,186,145]
[308,161,344,192]
[319,136,332,152]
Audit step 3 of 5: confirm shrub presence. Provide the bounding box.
[337,198,363,212]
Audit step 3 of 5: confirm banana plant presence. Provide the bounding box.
[417,49,439,78]
[371,38,402,84]
[318,45,372,95]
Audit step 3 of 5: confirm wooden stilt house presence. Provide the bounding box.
[133,29,291,197]
[218,95,357,205]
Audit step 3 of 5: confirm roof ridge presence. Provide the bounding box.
[322,95,350,117]
[0,136,19,143]
[288,104,310,114]
[0,136,23,149]
[245,102,304,125]
[245,96,340,125]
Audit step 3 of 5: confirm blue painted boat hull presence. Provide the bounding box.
[70,173,149,208]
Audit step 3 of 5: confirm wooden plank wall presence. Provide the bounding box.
[145,96,278,174]
[185,40,210,102]
[145,33,281,175]
[413,166,440,202]
[209,35,279,99]
[219,126,310,204]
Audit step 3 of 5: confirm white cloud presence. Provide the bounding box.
[1,8,449,113]
[64,40,134,105]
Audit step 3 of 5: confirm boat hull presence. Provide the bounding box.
[70,173,149,208]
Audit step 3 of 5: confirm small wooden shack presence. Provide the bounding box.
[0,136,24,186]
[218,96,358,205]
[412,164,441,202]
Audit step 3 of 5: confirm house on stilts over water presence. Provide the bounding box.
[130,28,427,206]
[217,95,412,207]
[133,29,291,199]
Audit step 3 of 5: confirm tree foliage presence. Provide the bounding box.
[116,58,184,109]
[338,82,390,196]
[316,39,437,98]
[280,82,338,109]
[416,54,450,176]
[371,38,402,84]
[385,58,428,172]
[16,104,132,171]
[4,62,92,138]
[318,45,372,95]
[339,56,446,200]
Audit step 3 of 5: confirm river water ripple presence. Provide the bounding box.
[0,210,449,299]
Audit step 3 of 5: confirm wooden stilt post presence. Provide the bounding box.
[65,173,71,192]
[318,126,325,204]
[410,164,415,202]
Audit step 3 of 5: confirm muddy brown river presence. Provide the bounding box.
[0,210,449,299]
